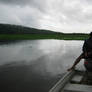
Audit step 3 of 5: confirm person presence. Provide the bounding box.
[68,32,92,71]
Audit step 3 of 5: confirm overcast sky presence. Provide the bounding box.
[0,0,92,33]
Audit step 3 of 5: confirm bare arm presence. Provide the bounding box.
[67,53,84,71]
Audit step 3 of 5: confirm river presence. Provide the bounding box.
[0,40,85,92]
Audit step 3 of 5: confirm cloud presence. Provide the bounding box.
[0,0,48,13]
[0,0,30,5]
[0,4,21,24]
[0,2,45,28]
[0,0,41,6]
[0,0,92,33]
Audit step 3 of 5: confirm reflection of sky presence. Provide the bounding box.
[38,40,63,54]
[0,40,85,75]
[0,40,45,64]
[37,40,85,75]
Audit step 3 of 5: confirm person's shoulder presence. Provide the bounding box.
[87,37,92,42]
[85,38,91,42]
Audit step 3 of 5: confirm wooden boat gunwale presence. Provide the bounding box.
[49,70,76,92]
[49,69,92,92]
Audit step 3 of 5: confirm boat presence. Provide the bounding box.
[49,69,92,92]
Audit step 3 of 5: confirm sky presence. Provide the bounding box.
[0,0,92,33]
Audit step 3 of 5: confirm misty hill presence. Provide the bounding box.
[0,24,60,34]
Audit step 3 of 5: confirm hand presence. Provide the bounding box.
[67,67,75,71]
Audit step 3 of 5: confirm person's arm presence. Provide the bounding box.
[67,53,84,71]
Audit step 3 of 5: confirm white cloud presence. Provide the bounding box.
[0,0,92,33]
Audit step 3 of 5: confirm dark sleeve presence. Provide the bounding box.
[82,53,86,58]
[82,40,87,53]
[82,40,87,59]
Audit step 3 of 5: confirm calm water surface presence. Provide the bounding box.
[0,40,85,92]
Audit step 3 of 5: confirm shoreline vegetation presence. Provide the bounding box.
[0,23,89,40]
[0,34,89,40]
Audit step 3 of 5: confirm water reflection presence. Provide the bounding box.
[0,40,85,92]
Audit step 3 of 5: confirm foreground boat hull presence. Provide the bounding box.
[49,69,92,92]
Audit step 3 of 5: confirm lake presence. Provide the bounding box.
[0,40,85,92]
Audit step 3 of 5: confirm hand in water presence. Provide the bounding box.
[67,67,75,71]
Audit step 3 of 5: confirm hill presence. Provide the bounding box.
[0,23,60,34]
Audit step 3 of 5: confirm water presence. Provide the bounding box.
[0,40,85,92]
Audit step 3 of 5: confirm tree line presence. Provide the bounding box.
[0,24,60,34]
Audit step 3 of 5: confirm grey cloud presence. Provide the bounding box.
[0,0,30,6]
[0,3,42,28]
[0,0,48,13]
[0,0,48,28]
[0,0,36,5]
[86,0,92,3]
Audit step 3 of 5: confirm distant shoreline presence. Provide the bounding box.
[0,34,89,40]
[0,24,89,40]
